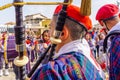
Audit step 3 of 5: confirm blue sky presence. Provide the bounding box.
[0,0,117,25]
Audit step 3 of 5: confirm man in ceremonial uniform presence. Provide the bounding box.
[96,4,120,80]
[31,4,105,80]
[0,32,10,76]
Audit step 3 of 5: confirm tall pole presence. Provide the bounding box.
[13,0,28,80]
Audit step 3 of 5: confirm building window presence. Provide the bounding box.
[45,25,47,27]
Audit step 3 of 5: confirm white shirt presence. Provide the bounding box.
[53,38,105,79]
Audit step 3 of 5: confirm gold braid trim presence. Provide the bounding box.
[4,36,8,64]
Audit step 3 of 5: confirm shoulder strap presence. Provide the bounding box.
[103,30,120,53]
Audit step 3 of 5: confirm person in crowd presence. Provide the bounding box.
[0,34,4,76]
[85,32,96,58]
[97,33,109,71]
[37,30,51,56]
[31,4,105,80]
[33,35,39,60]
[0,32,9,76]
[94,35,100,58]
[91,28,98,39]
[98,33,106,57]
[96,4,120,80]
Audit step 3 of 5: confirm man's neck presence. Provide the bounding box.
[55,38,72,53]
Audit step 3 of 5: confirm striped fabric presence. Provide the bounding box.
[7,35,16,51]
[4,35,18,62]
[109,35,120,80]
[31,52,102,80]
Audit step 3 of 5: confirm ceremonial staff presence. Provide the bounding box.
[13,0,28,80]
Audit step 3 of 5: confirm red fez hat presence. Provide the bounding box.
[54,5,92,30]
[96,4,119,21]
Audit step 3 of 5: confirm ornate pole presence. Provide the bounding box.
[80,0,91,16]
[13,0,28,80]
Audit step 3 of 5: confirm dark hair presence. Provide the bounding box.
[53,16,86,40]
[42,30,49,36]
[65,18,87,40]
[41,30,49,42]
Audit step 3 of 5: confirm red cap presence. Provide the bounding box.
[54,5,92,30]
[96,4,119,21]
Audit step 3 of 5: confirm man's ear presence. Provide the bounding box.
[60,26,69,40]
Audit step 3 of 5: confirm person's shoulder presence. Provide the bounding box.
[41,53,78,69]
[31,60,68,80]
[112,35,120,44]
[110,35,120,49]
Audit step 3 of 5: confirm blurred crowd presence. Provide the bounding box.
[0,27,110,79]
